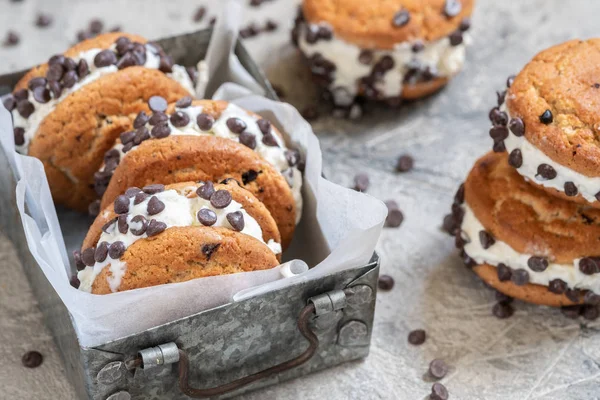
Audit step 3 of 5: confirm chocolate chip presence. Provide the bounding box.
[211,190,232,209]
[392,9,410,27]
[461,249,476,268]
[193,208,216,226]
[444,0,462,17]
[378,274,394,291]
[539,109,553,124]
[3,95,15,111]
[358,50,374,65]
[430,382,448,400]
[497,263,512,281]
[147,196,165,215]
[197,113,215,131]
[442,214,458,235]
[76,59,89,79]
[115,36,132,55]
[151,123,171,139]
[226,211,245,231]
[548,279,567,294]
[459,17,471,31]
[395,155,414,172]
[193,6,206,22]
[4,31,20,46]
[305,25,319,44]
[101,217,117,234]
[158,55,174,73]
[70,275,80,288]
[47,63,65,83]
[17,100,34,118]
[32,86,50,103]
[28,77,46,91]
[584,291,600,305]
[265,20,278,32]
[493,302,514,319]
[385,208,404,228]
[353,173,369,192]
[596,192,600,202]
[565,288,582,303]
[579,258,600,275]
[130,215,148,236]
[114,195,129,214]
[146,96,166,113]
[141,184,163,195]
[133,111,150,129]
[146,219,167,237]
[508,117,525,137]
[116,52,137,70]
[196,181,215,200]
[253,119,270,136]
[478,230,495,249]
[35,13,53,28]
[582,305,599,321]
[239,131,257,149]
[449,30,463,46]
[506,75,516,88]
[170,111,190,127]
[527,256,548,272]
[492,140,505,153]
[508,149,523,168]
[94,242,109,262]
[429,359,448,379]
[48,80,62,99]
[489,126,509,141]
[495,291,513,304]
[117,214,128,234]
[88,200,100,216]
[175,96,192,108]
[564,182,578,197]
[489,108,509,126]
[81,247,96,266]
[73,250,86,271]
[285,149,301,167]
[13,88,28,101]
[22,351,43,368]
[13,127,25,146]
[89,18,104,34]
[261,131,279,147]
[130,192,146,206]
[94,49,117,68]
[561,305,582,319]
[511,269,529,286]
[241,170,259,185]
[226,117,247,134]
[108,241,126,259]
[408,329,426,345]
[201,243,220,260]
[412,41,425,52]
[536,164,557,180]
[123,187,141,198]
[61,70,78,89]
[496,90,506,106]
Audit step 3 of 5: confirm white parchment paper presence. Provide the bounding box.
[0,0,387,348]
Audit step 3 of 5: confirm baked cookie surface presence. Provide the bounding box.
[450,152,600,307]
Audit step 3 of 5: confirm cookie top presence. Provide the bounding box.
[465,152,600,264]
[507,39,600,177]
[100,135,297,249]
[77,181,282,294]
[302,0,474,48]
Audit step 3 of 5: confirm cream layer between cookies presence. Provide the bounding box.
[298,22,467,105]
[501,104,600,203]
[460,204,600,293]
[99,103,304,222]
[78,185,281,293]
[13,44,195,154]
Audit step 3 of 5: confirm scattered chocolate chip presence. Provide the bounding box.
[197,181,215,200]
[22,351,43,368]
[17,100,34,118]
[93,49,117,68]
[201,243,220,260]
[565,289,582,303]
[134,191,148,205]
[146,219,167,237]
[429,359,448,379]
[449,30,463,46]
[392,9,410,27]
[226,117,247,134]
[579,258,600,275]
[193,6,207,22]
[459,17,471,31]
[442,214,458,235]
[239,131,257,149]
[226,211,245,231]
[561,305,582,319]
[497,263,512,281]
[81,247,96,266]
[508,149,523,168]
[147,196,165,215]
[536,164,557,180]
[170,111,190,128]
[430,382,448,400]
[584,291,600,305]
[117,214,128,234]
[378,274,394,291]
[108,241,126,259]
[196,208,217,226]
[511,269,529,286]
[478,230,495,249]
[564,182,578,197]
[130,215,148,236]
[493,302,514,319]
[385,204,404,228]
[444,0,462,17]
[73,250,86,271]
[358,50,374,65]
[265,19,278,32]
[35,13,53,28]
[582,305,599,321]
[210,190,232,209]
[4,31,20,46]
[114,195,129,214]
[89,19,104,34]
[94,242,109,263]
[527,256,548,272]
[548,279,567,294]
[495,291,513,304]
[353,173,369,192]
[148,96,168,113]
[407,329,426,345]
[395,154,414,172]
[539,109,553,124]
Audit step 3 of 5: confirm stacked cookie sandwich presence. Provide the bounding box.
[446,39,600,317]
[293,0,474,107]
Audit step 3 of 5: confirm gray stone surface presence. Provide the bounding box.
[2,0,600,399]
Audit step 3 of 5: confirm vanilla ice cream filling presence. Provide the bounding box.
[99,103,304,222]
[298,22,467,105]
[77,185,281,293]
[502,104,600,203]
[13,44,195,154]
[461,204,600,293]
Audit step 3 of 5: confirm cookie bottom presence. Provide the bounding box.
[401,77,450,100]
[473,263,582,307]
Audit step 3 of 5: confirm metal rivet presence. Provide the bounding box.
[106,391,131,400]
[337,320,369,347]
[96,361,125,385]
[344,285,373,308]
